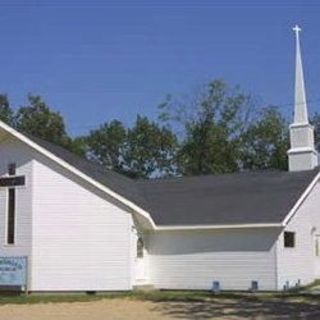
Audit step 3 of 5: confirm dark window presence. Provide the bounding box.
[137,237,144,258]
[7,188,15,244]
[284,231,295,248]
[8,163,16,176]
[316,237,320,257]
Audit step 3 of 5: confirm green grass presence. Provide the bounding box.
[0,291,212,305]
[0,292,127,305]
[0,289,318,306]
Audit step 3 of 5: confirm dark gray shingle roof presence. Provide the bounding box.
[26,135,146,207]
[136,170,318,226]
[26,135,319,226]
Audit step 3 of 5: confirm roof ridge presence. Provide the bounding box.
[137,167,320,185]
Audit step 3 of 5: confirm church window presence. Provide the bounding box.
[7,188,15,244]
[6,163,18,245]
[316,237,320,257]
[284,231,295,248]
[0,162,25,246]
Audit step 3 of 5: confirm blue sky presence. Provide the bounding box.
[0,0,319,136]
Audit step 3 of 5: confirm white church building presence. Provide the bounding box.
[0,26,319,292]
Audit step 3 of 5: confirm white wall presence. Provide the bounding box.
[0,137,33,286]
[277,180,320,289]
[147,228,280,291]
[31,154,134,291]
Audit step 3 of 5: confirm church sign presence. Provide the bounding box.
[0,176,25,187]
[0,257,28,288]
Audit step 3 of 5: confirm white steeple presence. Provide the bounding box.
[288,25,318,172]
[293,25,309,124]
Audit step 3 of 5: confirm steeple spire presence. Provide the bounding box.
[288,25,318,171]
[293,25,309,124]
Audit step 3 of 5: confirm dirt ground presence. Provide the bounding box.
[0,297,320,320]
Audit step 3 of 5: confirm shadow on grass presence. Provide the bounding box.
[150,295,320,319]
[0,290,319,319]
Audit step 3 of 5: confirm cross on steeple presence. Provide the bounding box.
[293,24,301,34]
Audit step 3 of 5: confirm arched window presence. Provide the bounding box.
[137,237,144,258]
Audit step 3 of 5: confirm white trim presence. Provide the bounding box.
[283,170,320,226]
[274,237,279,290]
[289,122,314,129]
[0,120,157,230]
[156,223,284,231]
[287,147,318,155]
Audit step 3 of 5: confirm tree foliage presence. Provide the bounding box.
[85,120,127,173]
[85,116,177,178]
[311,113,320,152]
[0,79,310,178]
[0,94,84,155]
[0,94,14,124]
[125,115,177,178]
[14,95,69,144]
[240,106,289,170]
[159,80,253,175]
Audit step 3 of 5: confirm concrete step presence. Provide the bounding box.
[133,284,155,292]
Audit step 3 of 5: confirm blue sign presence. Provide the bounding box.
[0,256,27,287]
[211,281,220,294]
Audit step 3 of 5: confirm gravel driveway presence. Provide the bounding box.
[1,296,320,320]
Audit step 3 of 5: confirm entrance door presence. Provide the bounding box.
[315,235,320,278]
[135,236,146,281]
[132,227,147,284]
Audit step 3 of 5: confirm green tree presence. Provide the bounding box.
[0,94,14,125]
[160,79,253,175]
[15,95,67,142]
[0,83,295,176]
[85,120,127,174]
[178,120,239,175]
[14,95,82,154]
[125,115,177,178]
[311,113,320,152]
[241,106,289,170]
[68,136,87,157]
[85,116,177,178]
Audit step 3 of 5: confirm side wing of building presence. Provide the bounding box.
[147,227,280,291]
[276,179,320,289]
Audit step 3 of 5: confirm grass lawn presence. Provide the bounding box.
[0,289,318,305]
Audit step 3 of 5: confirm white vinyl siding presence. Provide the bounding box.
[31,155,133,291]
[277,181,320,289]
[147,228,280,291]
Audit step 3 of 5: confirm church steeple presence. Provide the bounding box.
[293,25,309,124]
[288,25,318,172]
